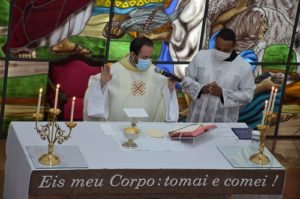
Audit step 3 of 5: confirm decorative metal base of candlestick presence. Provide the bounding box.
[122,139,138,149]
[34,106,77,167]
[39,153,60,166]
[250,153,270,165]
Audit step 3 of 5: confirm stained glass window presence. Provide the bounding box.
[7,0,106,60]
[0,61,4,130]
[0,0,9,58]
[279,16,300,136]
[0,0,299,137]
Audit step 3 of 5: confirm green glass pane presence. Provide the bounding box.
[0,0,9,26]
[0,0,9,58]
[5,75,47,98]
[262,44,297,73]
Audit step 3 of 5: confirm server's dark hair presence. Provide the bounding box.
[217,28,236,44]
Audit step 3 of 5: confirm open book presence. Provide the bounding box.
[168,124,217,139]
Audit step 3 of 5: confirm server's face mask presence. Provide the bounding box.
[214,37,235,61]
[214,49,231,61]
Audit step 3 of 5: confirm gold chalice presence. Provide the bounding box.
[122,127,140,149]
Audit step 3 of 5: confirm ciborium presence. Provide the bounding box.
[33,108,77,166]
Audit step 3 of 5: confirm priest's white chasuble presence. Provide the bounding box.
[84,56,178,122]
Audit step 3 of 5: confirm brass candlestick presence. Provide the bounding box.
[33,108,77,166]
[250,124,270,164]
[250,112,275,165]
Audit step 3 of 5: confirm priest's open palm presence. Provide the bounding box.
[100,64,112,88]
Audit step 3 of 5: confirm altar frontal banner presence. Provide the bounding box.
[29,169,285,195]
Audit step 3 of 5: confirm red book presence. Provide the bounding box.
[169,124,217,138]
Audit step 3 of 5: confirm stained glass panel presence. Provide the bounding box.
[205,0,298,66]
[279,66,300,136]
[0,0,9,58]
[7,0,106,60]
[292,18,300,64]
[279,16,300,136]
[0,61,4,126]
[2,61,48,135]
[99,0,206,77]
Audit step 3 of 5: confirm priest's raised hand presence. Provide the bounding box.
[100,64,112,88]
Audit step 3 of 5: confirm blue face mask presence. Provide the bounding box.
[136,58,152,71]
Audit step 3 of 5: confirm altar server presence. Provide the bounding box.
[84,37,179,122]
[182,28,255,122]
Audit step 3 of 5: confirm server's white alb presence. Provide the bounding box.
[182,49,255,122]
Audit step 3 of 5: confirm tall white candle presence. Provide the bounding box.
[267,86,274,112]
[261,100,268,125]
[70,97,76,122]
[54,84,60,109]
[37,88,43,114]
[271,88,278,113]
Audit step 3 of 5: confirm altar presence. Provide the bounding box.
[3,122,285,199]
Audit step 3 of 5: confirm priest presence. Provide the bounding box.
[84,37,179,122]
[182,28,255,123]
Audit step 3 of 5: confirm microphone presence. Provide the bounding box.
[154,67,182,82]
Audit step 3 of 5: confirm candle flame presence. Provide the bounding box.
[57,84,60,88]
[72,96,76,101]
[39,88,43,93]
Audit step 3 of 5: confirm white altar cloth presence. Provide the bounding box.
[4,122,284,199]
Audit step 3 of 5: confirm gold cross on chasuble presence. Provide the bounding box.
[131,80,146,96]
